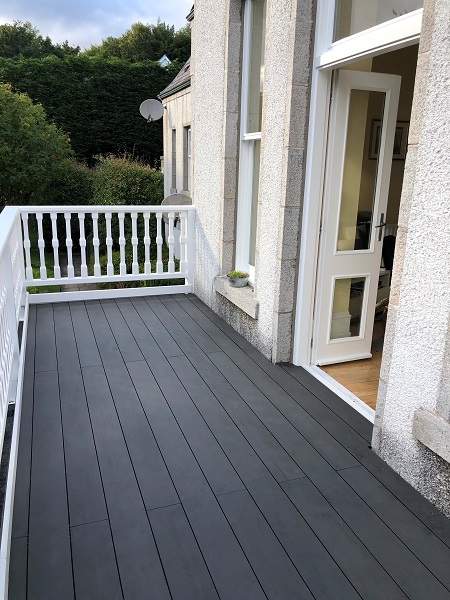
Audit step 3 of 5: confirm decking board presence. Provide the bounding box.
[148,503,220,600]
[71,520,123,600]
[9,295,450,600]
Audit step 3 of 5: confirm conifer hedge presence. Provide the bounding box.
[0,56,179,163]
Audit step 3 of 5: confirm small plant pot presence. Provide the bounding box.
[228,276,249,288]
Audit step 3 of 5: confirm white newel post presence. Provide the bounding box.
[187,208,196,291]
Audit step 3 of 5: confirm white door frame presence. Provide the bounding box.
[291,0,422,419]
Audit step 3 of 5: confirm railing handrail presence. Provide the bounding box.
[18,205,196,213]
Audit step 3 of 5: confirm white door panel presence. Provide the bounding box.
[314,70,401,365]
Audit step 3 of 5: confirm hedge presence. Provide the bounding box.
[0,55,179,163]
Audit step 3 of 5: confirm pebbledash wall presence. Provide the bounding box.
[190,0,314,363]
[373,0,450,516]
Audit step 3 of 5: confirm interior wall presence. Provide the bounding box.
[358,45,418,223]
[373,45,418,222]
[343,46,417,225]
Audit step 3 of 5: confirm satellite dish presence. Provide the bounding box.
[139,99,164,122]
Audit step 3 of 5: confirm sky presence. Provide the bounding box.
[0,0,193,50]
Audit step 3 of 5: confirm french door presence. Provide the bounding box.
[314,70,401,365]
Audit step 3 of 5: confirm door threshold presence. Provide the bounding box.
[304,364,375,423]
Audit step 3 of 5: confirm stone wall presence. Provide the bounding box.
[191,0,314,362]
[373,0,450,516]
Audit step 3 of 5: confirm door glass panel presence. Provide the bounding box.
[337,89,385,252]
[334,0,423,41]
[246,0,266,134]
[330,277,366,340]
[249,139,261,266]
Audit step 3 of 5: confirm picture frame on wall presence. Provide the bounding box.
[370,120,409,160]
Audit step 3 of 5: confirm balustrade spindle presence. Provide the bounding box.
[156,211,163,274]
[78,213,88,277]
[118,212,126,276]
[168,212,175,273]
[64,213,74,278]
[50,212,61,279]
[105,213,114,276]
[36,213,47,280]
[131,212,139,275]
[92,213,101,277]
[21,214,33,281]
[143,212,151,275]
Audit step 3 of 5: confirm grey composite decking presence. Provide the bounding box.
[9,294,450,600]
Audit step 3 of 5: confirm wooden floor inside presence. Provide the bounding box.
[321,320,385,409]
[9,296,450,599]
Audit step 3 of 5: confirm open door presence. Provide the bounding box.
[314,70,401,366]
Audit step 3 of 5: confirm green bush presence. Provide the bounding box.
[92,154,163,206]
[51,159,94,206]
[92,154,164,260]
[0,82,72,206]
[40,159,95,245]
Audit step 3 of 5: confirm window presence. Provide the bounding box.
[235,0,266,281]
[334,0,423,42]
[171,129,177,192]
[183,126,191,192]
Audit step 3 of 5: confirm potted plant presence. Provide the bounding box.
[227,270,249,288]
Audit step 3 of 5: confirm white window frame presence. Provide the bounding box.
[183,126,191,192]
[171,129,177,192]
[292,0,422,382]
[235,0,265,284]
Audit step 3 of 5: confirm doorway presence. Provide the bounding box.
[315,45,418,410]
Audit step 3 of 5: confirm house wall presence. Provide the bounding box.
[191,0,314,361]
[161,88,191,199]
[373,0,450,516]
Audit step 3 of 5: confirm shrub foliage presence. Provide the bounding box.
[0,83,72,205]
[92,154,164,258]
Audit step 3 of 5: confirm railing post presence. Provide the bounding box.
[187,209,196,291]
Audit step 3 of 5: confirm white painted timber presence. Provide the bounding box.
[0,207,27,596]
[17,206,196,289]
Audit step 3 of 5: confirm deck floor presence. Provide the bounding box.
[9,295,450,600]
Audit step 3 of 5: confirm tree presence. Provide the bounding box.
[0,21,79,59]
[83,20,190,63]
[0,83,73,205]
[0,56,178,163]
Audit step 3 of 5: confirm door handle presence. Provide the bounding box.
[374,213,386,241]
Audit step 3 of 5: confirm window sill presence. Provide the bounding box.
[413,408,450,464]
[214,276,259,319]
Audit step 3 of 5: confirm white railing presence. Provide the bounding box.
[0,207,27,594]
[0,208,25,449]
[0,203,196,593]
[19,205,196,302]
